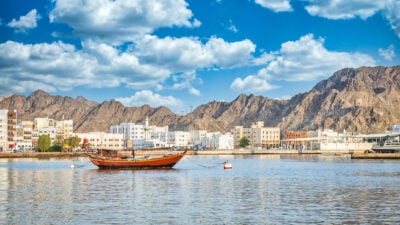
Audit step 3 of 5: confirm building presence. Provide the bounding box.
[15,121,33,151]
[203,132,234,150]
[7,110,17,150]
[231,121,280,149]
[34,117,55,130]
[0,110,8,151]
[31,117,74,147]
[189,130,207,147]
[284,130,310,148]
[55,119,74,139]
[75,132,124,150]
[110,117,169,149]
[167,131,190,148]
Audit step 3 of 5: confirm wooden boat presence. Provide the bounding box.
[86,149,187,169]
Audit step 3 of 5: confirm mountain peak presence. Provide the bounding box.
[30,89,50,98]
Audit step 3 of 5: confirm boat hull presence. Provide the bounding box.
[88,150,186,169]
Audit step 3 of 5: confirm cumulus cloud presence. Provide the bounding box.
[134,35,256,71]
[255,0,292,12]
[49,0,200,44]
[304,0,400,38]
[231,34,375,92]
[379,45,395,61]
[0,34,257,97]
[116,90,183,109]
[0,41,171,94]
[260,34,375,81]
[7,9,40,32]
[231,75,279,93]
[383,1,400,38]
[305,0,386,19]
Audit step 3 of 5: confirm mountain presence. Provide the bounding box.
[280,66,400,133]
[0,65,399,134]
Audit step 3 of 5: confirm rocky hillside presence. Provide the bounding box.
[279,66,400,133]
[0,66,399,134]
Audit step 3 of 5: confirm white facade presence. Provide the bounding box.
[203,132,234,150]
[189,130,207,146]
[55,119,74,138]
[393,125,400,132]
[34,117,55,130]
[0,110,7,151]
[168,131,190,148]
[38,126,58,143]
[76,132,124,150]
[110,120,169,149]
[110,123,146,140]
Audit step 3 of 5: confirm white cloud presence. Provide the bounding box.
[227,20,238,33]
[231,75,279,93]
[7,9,40,32]
[116,90,183,109]
[304,0,400,38]
[189,87,201,96]
[305,0,386,20]
[260,34,376,81]
[252,52,275,65]
[379,45,396,61]
[205,37,256,68]
[0,35,257,97]
[255,0,292,12]
[134,35,256,71]
[231,34,375,93]
[383,1,400,38]
[0,41,171,94]
[49,0,199,44]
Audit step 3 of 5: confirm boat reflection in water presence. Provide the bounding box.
[86,149,187,169]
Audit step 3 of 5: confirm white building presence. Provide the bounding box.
[203,132,234,150]
[15,122,33,151]
[189,130,207,146]
[110,117,169,149]
[110,123,146,140]
[75,132,124,150]
[38,126,58,143]
[0,110,8,151]
[168,131,190,148]
[393,125,400,132]
[55,119,74,138]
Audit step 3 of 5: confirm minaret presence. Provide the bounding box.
[145,115,149,128]
[144,116,150,141]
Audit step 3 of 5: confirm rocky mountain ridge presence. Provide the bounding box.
[0,65,399,134]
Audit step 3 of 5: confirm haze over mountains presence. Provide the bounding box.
[1,66,399,134]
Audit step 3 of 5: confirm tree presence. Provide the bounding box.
[49,145,62,152]
[64,136,81,150]
[53,135,64,146]
[37,135,51,152]
[239,137,250,147]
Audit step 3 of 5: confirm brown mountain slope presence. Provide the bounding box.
[279,66,400,133]
[0,65,399,134]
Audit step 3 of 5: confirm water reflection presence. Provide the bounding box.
[0,156,399,224]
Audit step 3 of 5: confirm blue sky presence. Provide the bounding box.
[0,0,399,114]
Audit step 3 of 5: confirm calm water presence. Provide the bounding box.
[0,155,399,225]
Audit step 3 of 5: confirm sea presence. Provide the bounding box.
[0,155,399,225]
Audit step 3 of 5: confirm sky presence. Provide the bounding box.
[0,0,399,114]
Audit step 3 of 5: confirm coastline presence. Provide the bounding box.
[1,149,399,159]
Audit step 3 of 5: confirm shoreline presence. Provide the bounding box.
[1,149,399,159]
